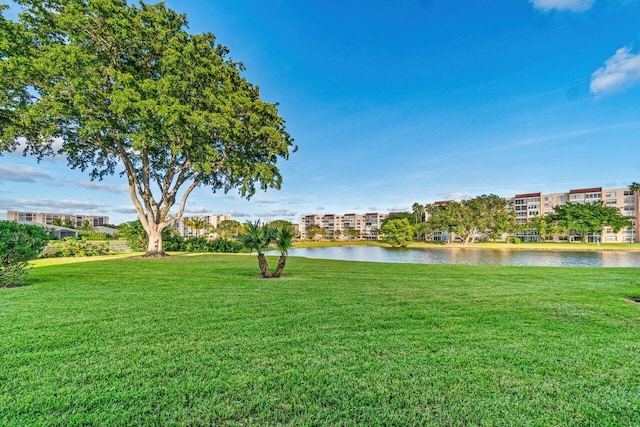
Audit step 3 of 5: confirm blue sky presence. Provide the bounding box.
[2,0,640,224]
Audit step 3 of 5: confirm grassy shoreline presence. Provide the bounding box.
[3,254,640,424]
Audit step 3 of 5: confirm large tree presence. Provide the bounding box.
[0,1,295,256]
[550,201,631,243]
[426,195,514,244]
[380,218,414,247]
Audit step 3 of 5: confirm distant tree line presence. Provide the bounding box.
[380,184,636,247]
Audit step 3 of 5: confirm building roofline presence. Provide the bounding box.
[514,192,541,199]
[569,187,602,194]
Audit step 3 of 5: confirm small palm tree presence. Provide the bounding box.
[272,225,295,278]
[239,221,277,278]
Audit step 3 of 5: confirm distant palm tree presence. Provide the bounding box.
[629,182,640,243]
[412,202,425,223]
[184,217,206,237]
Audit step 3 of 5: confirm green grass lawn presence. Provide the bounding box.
[2,254,640,425]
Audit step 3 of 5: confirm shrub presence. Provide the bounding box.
[50,238,110,257]
[77,231,109,240]
[0,221,51,286]
[185,237,242,253]
[511,237,521,244]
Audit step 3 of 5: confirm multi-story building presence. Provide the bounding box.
[300,214,322,239]
[510,187,637,243]
[175,213,232,238]
[300,212,387,240]
[7,210,109,227]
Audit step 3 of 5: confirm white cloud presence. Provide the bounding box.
[228,210,251,218]
[0,198,107,212]
[64,179,128,193]
[529,0,594,12]
[0,165,51,182]
[257,209,298,219]
[183,206,211,214]
[590,46,640,96]
[111,206,137,214]
[439,192,472,201]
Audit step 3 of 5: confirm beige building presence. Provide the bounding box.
[7,210,109,227]
[510,187,637,242]
[300,212,387,240]
[175,213,232,238]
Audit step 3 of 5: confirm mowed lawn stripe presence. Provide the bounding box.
[1,254,640,425]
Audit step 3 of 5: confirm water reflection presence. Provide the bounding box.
[273,246,640,267]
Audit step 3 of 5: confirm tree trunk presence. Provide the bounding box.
[144,224,166,257]
[272,254,287,278]
[257,252,271,278]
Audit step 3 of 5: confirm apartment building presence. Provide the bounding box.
[7,210,109,227]
[510,187,637,243]
[300,212,387,240]
[174,213,232,238]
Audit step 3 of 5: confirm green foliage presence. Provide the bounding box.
[523,216,559,242]
[184,218,207,238]
[77,232,108,240]
[118,221,148,252]
[305,224,324,240]
[426,195,515,244]
[382,211,418,226]
[344,227,360,240]
[0,221,51,286]
[550,202,632,243]
[273,225,295,255]
[49,238,109,258]
[1,1,295,255]
[215,219,242,240]
[184,237,241,253]
[239,221,277,254]
[380,218,414,247]
[239,220,293,277]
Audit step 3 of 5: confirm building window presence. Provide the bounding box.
[605,192,616,198]
[606,199,617,205]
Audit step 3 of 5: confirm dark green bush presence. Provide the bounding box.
[185,237,241,253]
[0,221,51,286]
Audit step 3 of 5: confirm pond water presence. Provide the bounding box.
[274,246,640,267]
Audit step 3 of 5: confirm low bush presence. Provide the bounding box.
[185,237,242,253]
[49,238,110,258]
[0,221,51,286]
